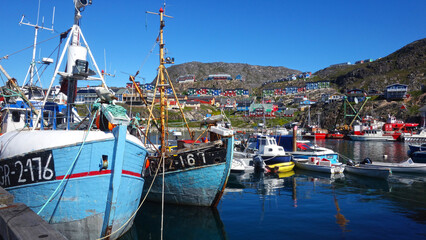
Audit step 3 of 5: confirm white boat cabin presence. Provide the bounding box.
[258,136,286,156]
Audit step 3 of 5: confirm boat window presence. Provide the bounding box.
[268,148,273,152]
[261,139,266,145]
[12,111,21,122]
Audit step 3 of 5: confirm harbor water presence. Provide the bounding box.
[121,139,426,239]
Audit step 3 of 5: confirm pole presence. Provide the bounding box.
[292,125,297,152]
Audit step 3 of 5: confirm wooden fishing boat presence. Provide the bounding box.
[141,8,234,207]
[0,2,148,239]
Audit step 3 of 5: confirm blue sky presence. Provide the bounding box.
[0,0,425,88]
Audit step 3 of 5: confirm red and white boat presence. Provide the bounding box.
[382,116,419,141]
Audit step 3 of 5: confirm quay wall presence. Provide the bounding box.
[0,187,66,240]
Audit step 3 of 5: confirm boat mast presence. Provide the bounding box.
[159,8,167,152]
[19,0,55,87]
[146,8,174,153]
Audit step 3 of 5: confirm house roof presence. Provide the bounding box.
[115,88,129,94]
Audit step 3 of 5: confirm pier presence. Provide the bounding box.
[0,187,66,240]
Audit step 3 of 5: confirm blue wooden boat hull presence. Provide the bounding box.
[0,127,148,240]
[143,136,234,207]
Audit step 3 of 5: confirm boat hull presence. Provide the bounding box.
[349,135,394,141]
[344,165,391,179]
[0,129,148,240]
[266,161,295,173]
[411,151,426,163]
[363,160,426,174]
[262,155,293,165]
[294,161,344,174]
[143,136,234,207]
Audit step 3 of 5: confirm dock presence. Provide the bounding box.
[0,187,66,240]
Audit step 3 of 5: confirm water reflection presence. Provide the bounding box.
[121,202,227,240]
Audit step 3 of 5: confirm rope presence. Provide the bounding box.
[37,109,99,215]
[1,32,63,60]
[97,154,164,240]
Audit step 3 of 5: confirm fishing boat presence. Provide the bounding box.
[349,129,395,141]
[0,2,148,239]
[141,8,234,207]
[362,159,426,174]
[293,157,345,174]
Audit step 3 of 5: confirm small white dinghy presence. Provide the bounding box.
[363,158,426,174]
[294,157,345,174]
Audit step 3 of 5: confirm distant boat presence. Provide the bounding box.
[349,129,395,141]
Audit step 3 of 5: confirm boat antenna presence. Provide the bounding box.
[19,0,55,87]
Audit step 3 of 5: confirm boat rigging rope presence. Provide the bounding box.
[37,108,99,215]
[97,154,165,240]
[1,31,65,60]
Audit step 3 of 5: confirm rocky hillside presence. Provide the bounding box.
[163,62,300,91]
[314,38,426,92]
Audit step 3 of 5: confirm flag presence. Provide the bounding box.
[400,104,406,110]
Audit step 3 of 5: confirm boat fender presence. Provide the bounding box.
[361,158,372,165]
[101,155,108,170]
[96,113,116,131]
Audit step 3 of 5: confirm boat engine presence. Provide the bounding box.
[347,159,355,166]
[253,155,265,170]
[361,158,373,164]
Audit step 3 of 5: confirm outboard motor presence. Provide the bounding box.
[361,158,373,165]
[253,155,265,170]
[347,159,355,166]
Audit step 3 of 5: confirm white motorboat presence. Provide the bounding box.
[362,159,426,174]
[293,157,345,174]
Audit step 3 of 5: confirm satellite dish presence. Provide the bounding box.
[354,97,358,104]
